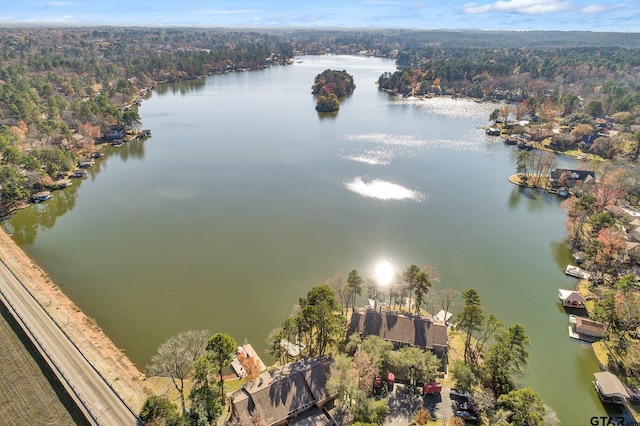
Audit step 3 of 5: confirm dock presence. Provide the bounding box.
[78,158,95,168]
[230,342,267,378]
[569,314,606,342]
[565,265,591,280]
[32,191,52,203]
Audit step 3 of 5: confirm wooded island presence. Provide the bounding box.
[312,69,356,112]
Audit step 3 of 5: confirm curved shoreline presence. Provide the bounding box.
[0,227,147,413]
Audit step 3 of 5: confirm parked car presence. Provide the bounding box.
[452,400,478,414]
[450,388,473,401]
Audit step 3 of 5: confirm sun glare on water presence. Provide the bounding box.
[344,177,425,202]
[375,260,394,287]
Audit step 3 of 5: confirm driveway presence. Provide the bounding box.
[384,384,454,425]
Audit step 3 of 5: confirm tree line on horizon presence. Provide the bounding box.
[0,26,639,212]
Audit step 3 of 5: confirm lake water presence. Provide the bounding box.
[3,55,614,423]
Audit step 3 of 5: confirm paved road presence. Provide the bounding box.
[0,259,139,426]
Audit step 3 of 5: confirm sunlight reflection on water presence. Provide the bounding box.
[393,96,493,119]
[341,97,496,165]
[344,177,426,202]
[341,131,489,166]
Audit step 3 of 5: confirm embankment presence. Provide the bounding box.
[0,227,147,413]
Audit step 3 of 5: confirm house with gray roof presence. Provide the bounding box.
[230,356,336,426]
[347,308,448,358]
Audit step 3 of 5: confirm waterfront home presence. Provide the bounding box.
[70,169,87,178]
[486,127,500,136]
[569,315,607,342]
[347,308,448,358]
[230,356,336,426]
[549,169,596,189]
[593,371,630,405]
[558,289,587,309]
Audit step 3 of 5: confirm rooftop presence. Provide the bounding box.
[348,308,448,352]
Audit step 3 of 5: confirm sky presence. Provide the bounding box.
[1,0,638,32]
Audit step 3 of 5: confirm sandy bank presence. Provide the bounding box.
[0,227,148,413]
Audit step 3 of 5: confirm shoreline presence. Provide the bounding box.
[0,226,147,413]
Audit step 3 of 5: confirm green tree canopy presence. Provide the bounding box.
[347,269,364,309]
[482,323,530,398]
[496,388,547,426]
[139,395,181,426]
[296,284,344,357]
[457,288,485,364]
[206,332,237,406]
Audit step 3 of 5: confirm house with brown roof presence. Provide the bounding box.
[569,314,607,342]
[230,356,337,426]
[347,308,448,358]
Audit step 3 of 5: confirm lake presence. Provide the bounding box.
[3,55,613,423]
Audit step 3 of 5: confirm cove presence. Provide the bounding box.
[3,55,610,423]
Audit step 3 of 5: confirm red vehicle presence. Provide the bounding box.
[423,382,442,395]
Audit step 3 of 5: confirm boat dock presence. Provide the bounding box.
[565,265,591,280]
[569,314,607,342]
[32,191,52,203]
[230,342,266,378]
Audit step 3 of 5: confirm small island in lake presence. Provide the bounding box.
[311,69,356,112]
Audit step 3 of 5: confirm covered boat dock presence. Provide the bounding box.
[593,371,630,405]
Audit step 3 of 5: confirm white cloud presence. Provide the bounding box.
[24,14,74,22]
[581,4,609,13]
[462,0,572,15]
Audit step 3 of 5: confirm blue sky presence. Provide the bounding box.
[1,0,638,32]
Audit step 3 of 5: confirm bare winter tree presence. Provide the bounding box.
[146,329,211,415]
